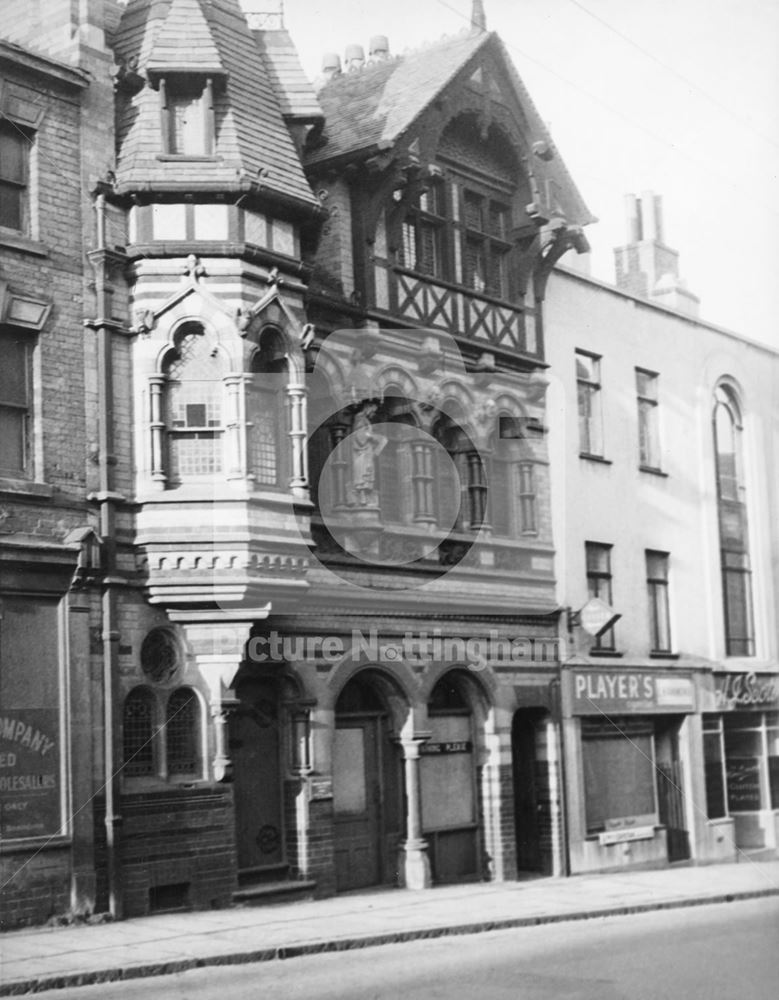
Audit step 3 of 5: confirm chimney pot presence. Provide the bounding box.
[321,51,342,78]
[369,35,390,61]
[345,43,366,71]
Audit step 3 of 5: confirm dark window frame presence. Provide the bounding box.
[576,350,604,458]
[0,119,30,234]
[646,549,672,653]
[159,75,216,157]
[0,327,33,478]
[586,541,616,651]
[636,367,660,470]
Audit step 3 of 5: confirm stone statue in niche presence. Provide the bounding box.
[347,409,387,508]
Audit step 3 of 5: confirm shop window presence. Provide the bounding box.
[163,323,226,484]
[160,77,215,156]
[0,120,29,232]
[646,550,671,653]
[586,542,616,651]
[723,712,771,812]
[576,351,603,458]
[581,719,657,834]
[713,385,754,656]
[636,368,660,470]
[769,712,779,809]
[165,688,202,777]
[123,687,156,777]
[702,715,727,820]
[0,328,32,477]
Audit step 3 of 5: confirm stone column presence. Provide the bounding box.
[168,609,269,782]
[400,737,432,889]
[287,381,308,497]
[224,374,246,483]
[148,374,166,489]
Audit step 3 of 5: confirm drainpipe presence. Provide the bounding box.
[86,192,127,919]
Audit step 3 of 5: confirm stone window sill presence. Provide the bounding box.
[0,477,54,500]
[579,452,612,465]
[0,229,48,257]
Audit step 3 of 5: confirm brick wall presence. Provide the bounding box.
[94,789,237,918]
[0,848,71,930]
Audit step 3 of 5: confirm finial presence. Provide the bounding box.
[471,0,487,31]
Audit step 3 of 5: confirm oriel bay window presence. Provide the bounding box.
[162,323,226,484]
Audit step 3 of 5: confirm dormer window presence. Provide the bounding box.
[159,77,215,157]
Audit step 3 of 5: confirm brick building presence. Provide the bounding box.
[0,0,776,930]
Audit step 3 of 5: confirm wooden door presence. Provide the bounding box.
[512,709,544,873]
[333,718,381,891]
[230,689,284,874]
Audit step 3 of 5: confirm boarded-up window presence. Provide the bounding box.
[582,719,656,834]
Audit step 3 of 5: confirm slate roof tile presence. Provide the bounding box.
[253,29,323,120]
[112,0,316,208]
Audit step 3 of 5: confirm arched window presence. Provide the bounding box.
[433,405,485,531]
[163,322,226,484]
[488,415,537,538]
[248,328,287,487]
[713,385,754,656]
[123,687,155,777]
[165,687,202,777]
[375,392,417,524]
[306,368,348,513]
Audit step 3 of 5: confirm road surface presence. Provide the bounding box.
[32,896,779,999]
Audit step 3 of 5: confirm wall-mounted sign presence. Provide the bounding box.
[420,740,472,755]
[598,825,655,846]
[309,777,333,802]
[726,759,762,812]
[0,710,61,840]
[714,673,779,712]
[569,670,694,715]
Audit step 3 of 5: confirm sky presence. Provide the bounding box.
[244,0,779,349]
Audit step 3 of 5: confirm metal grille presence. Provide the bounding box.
[123,688,155,777]
[166,688,201,776]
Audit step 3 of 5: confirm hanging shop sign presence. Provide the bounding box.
[713,673,779,712]
[568,669,694,715]
[0,710,61,840]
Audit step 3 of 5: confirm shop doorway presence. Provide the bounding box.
[333,673,404,892]
[230,676,286,879]
[512,708,553,874]
[655,718,691,863]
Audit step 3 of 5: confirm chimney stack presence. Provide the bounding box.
[614,192,699,317]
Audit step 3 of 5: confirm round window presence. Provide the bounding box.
[140,628,180,684]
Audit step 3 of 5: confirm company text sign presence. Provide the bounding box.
[569,670,694,714]
[0,710,61,840]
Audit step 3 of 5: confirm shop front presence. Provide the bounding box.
[562,666,696,873]
[701,672,779,852]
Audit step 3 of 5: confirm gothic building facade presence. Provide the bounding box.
[0,0,776,929]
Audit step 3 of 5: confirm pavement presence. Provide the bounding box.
[2,857,779,996]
